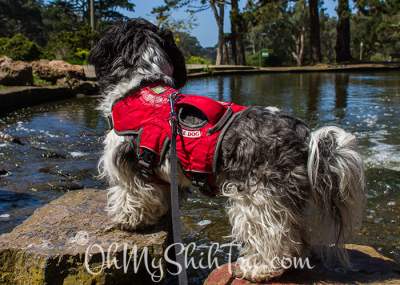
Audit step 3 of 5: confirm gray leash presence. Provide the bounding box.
[169,93,188,285]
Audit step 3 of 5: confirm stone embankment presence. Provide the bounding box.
[0,56,99,114]
[0,189,169,285]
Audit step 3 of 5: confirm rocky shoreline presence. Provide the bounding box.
[0,189,170,285]
[0,56,99,114]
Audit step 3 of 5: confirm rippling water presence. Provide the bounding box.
[1,71,399,284]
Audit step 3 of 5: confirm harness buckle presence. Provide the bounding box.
[191,172,207,188]
[139,149,155,181]
[107,116,113,130]
[139,149,155,169]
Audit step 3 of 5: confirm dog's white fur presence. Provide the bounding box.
[93,19,366,282]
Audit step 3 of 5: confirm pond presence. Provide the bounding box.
[1,71,399,284]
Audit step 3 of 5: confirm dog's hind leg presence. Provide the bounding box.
[222,180,310,282]
[219,106,312,282]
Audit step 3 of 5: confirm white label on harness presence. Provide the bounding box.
[179,129,201,138]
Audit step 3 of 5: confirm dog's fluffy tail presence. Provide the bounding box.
[307,126,366,269]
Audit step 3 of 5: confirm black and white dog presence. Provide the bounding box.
[89,18,366,282]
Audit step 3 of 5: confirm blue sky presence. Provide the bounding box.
[44,1,354,48]
[127,0,344,47]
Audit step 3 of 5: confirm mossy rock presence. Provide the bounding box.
[0,189,169,284]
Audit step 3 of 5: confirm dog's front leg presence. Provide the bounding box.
[106,181,171,230]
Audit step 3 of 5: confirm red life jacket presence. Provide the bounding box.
[109,81,246,196]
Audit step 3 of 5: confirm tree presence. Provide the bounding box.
[253,0,309,66]
[152,0,232,65]
[319,10,337,63]
[43,0,135,36]
[354,0,400,59]
[335,0,353,62]
[308,0,321,65]
[0,0,44,45]
[231,0,246,65]
[153,11,203,57]
[47,25,99,60]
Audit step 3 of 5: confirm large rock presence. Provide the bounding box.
[0,56,33,86]
[0,189,169,284]
[204,244,400,284]
[31,60,86,84]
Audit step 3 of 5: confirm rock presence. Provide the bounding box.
[30,181,85,192]
[56,77,70,87]
[0,131,23,145]
[0,56,33,86]
[78,80,93,90]
[0,169,9,176]
[0,189,169,284]
[41,150,67,159]
[204,245,400,284]
[31,60,85,84]
[72,80,100,95]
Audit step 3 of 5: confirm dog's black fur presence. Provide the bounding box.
[89,18,187,93]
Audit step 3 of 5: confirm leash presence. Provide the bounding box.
[168,93,188,285]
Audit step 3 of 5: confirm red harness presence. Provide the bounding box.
[109,82,246,196]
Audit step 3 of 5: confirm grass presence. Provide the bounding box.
[0,85,12,90]
[33,74,52,87]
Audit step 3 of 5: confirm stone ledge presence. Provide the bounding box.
[0,86,75,114]
[204,244,400,285]
[0,189,169,285]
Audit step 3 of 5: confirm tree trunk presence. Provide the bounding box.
[223,41,229,65]
[231,20,237,65]
[335,0,353,62]
[309,0,321,65]
[231,0,246,65]
[211,1,224,65]
[291,25,305,67]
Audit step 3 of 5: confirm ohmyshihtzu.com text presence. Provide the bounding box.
[72,231,314,282]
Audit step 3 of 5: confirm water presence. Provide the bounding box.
[1,71,399,284]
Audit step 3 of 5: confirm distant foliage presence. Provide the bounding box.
[185,56,211,65]
[0,34,43,62]
[46,26,99,64]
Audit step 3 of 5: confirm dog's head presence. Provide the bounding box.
[88,18,187,93]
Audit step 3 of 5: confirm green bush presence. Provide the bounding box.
[47,26,99,64]
[245,51,294,67]
[0,34,44,61]
[185,56,211,65]
[370,53,388,62]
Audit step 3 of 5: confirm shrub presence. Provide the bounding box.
[185,56,211,65]
[46,26,99,64]
[0,34,44,62]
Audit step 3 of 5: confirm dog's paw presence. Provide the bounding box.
[118,223,146,231]
[233,262,284,283]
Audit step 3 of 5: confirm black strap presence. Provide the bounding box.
[169,94,188,285]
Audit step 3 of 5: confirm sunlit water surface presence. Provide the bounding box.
[1,71,399,284]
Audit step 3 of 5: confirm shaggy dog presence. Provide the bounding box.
[89,18,366,282]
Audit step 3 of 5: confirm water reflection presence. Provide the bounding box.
[335,73,349,119]
[308,73,321,114]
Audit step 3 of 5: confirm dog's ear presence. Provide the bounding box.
[156,28,187,89]
[88,20,123,81]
